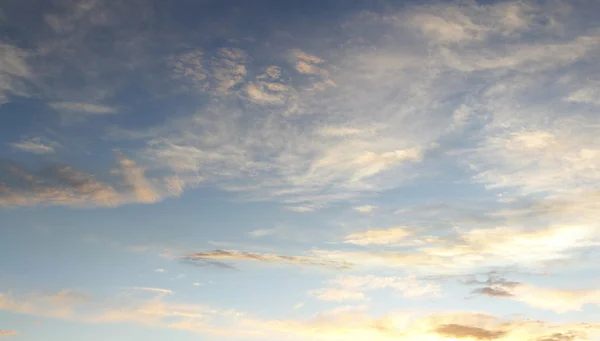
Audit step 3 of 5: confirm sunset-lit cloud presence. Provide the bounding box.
[0,331,19,337]
[181,249,352,270]
[2,0,600,340]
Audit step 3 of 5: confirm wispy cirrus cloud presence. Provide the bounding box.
[0,154,168,208]
[240,308,599,341]
[314,223,600,272]
[181,249,352,270]
[0,43,32,104]
[0,287,241,333]
[91,0,598,213]
[470,275,600,313]
[10,137,57,154]
[309,275,439,302]
[343,226,414,246]
[0,331,18,337]
[2,287,599,341]
[353,205,377,214]
[48,102,117,114]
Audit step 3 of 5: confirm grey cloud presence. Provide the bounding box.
[0,43,33,103]
[180,257,238,270]
[537,332,578,341]
[0,154,163,208]
[435,324,506,340]
[472,287,514,298]
[48,102,117,114]
[10,137,57,154]
[182,249,353,270]
[465,273,522,298]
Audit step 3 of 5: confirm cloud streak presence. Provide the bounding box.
[0,154,168,208]
[10,137,56,154]
[470,275,600,313]
[0,331,18,336]
[48,102,117,114]
[181,249,352,270]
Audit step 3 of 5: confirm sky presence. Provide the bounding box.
[1,0,600,340]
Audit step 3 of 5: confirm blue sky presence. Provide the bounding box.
[2,0,600,340]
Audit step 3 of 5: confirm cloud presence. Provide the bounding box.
[434,324,506,340]
[404,0,567,45]
[0,331,18,336]
[310,275,439,302]
[472,286,514,298]
[170,48,249,94]
[309,289,366,302]
[353,205,377,214]
[0,287,232,330]
[0,154,167,208]
[181,249,352,270]
[48,102,117,114]
[0,42,32,103]
[240,308,599,341]
[313,223,600,272]
[471,277,600,313]
[0,289,89,319]
[343,226,413,246]
[125,40,443,210]
[10,137,56,154]
[96,0,596,213]
[566,83,600,106]
[248,229,276,238]
[2,286,599,341]
[132,287,173,295]
[114,154,160,203]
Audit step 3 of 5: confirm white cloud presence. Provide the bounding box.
[0,155,167,208]
[0,43,31,103]
[567,83,600,105]
[404,0,565,44]
[10,137,56,154]
[314,223,600,272]
[470,125,600,196]
[170,48,248,94]
[309,289,366,302]
[474,279,600,313]
[155,268,165,273]
[248,229,276,238]
[344,227,413,246]
[2,287,599,341]
[241,308,599,341]
[49,102,117,114]
[510,285,600,313]
[310,275,439,302]
[99,0,600,215]
[353,205,377,214]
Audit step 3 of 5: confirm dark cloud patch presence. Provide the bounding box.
[472,287,514,298]
[0,155,160,207]
[182,249,353,270]
[180,257,238,270]
[537,332,578,341]
[435,324,506,340]
[464,272,522,299]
